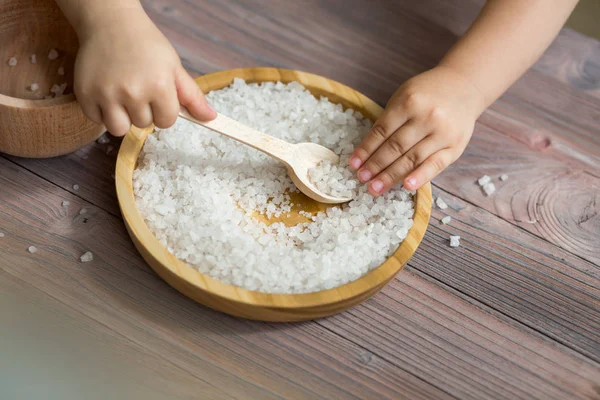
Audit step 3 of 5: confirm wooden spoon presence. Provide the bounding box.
[178,108,352,204]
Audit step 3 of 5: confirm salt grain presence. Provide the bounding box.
[499,174,508,181]
[51,83,68,97]
[436,197,448,210]
[73,184,80,191]
[28,246,37,253]
[0,233,4,238]
[58,66,65,76]
[29,82,39,92]
[30,54,36,64]
[106,145,114,155]
[79,208,87,215]
[8,57,17,67]
[80,251,94,262]
[449,235,460,248]
[133,79,414,294]
[97,134,110,144]
[48,48,59,60]
[478,175,491,186]
[441,216,451,225]
[482,182,496,196]
[62,200,70,207]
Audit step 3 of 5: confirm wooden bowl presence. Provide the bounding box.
[116,68,432,322]
[0,0,104,158]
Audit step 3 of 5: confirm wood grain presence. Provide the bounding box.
[0,0,104,158]
[1,156,598,399]
[0,156,454,400]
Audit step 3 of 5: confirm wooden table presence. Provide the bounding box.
[1,1,599,399]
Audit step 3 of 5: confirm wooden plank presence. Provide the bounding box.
[421,185,600,360]
[0,156,453,400]
[1,156,598,399]
[320,270,600,400]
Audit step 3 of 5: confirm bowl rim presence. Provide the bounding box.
[116,67,432,309]
[0,92,76,108]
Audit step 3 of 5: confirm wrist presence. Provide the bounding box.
[435,63,488,116]
[72,2,146,40]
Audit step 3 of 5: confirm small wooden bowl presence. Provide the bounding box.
[0,0,104,158]
[116,68,432,322]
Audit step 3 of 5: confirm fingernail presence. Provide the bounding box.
[371,180,384,193]
[406,177,417,188]
[358,170,372,182]
[349,156,362,169]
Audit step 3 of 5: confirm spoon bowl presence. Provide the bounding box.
[287,142,352,204]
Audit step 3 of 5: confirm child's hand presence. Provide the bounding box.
[349,66,485,195]
[74,8,215,136]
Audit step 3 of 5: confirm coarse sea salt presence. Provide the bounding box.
[499,174,508,181]
[483,182,496,196]
[449,235,460,248]
[478,175,491,186]
[0,233,4,238]
[97,134,110,144]
[58,66,65,76]
[30,54,36,64]
[28,246,37,253]
[441,215,451,225]
[80,251,94,262]
[62,200,70,207]
[436,197,448,210]
[133,79,415,294]
[29,82,39,92]
[48,49,59,60]
[8,57,17,67]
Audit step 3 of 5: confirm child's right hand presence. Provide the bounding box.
[74,7,215,136]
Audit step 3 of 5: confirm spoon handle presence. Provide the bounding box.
[179,108,294,163]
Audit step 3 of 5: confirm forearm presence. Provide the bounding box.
[440,0,578,111]
[54,0,144,38]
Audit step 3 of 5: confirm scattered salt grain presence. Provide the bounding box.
[477,175,491,186]
[499,174,509,181]
[58,66,65,76]
[29,82,39,92]
[482,182,496,196]
[441,215,452,225]
[51,83,68,97]
[0,233,4,238]
[449,235,460,248]
[96,134,110,145]
[73,184,80,191]
[8,57,17,67]
[133,79,414,294]
[30,54,36,64]
[28,246,37,253]
[48,48,59,60]
[106,145,114,155]
[436,197,448,210]
[62,200,70,207]
[80,251,94,262]
[79,208,87,215]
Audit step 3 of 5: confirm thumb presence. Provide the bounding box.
[175,66,217,121]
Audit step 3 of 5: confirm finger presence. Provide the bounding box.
[151,84,179,129]
[175,66,216,121]
[356,121,423,183]
[127,102,154,128]
[404,149,455,191]
[78,99,103,124]
[101,104,131,137]
[368,137,446,196]
[349,106,409,170]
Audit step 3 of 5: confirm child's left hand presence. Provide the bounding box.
[349,66,486,195]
